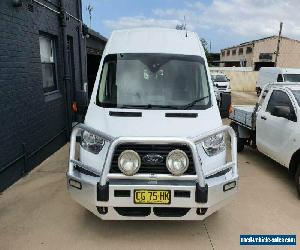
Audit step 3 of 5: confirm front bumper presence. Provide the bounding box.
[67,124,238,220]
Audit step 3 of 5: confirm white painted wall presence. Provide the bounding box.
[210,67,257,92]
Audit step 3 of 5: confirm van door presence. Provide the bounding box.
[256,89,297,166]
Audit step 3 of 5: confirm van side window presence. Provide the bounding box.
[266,90,294,115]
[277,74,283,82]
[99,61,117,103]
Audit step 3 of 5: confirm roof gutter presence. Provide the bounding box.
[33,0,81,23]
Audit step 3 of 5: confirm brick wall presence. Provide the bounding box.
[0,0,86,191]
[220,45,254,67]
[253,38,300,68]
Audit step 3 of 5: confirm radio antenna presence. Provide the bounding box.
[87,4,94,28]
[184,16,187,37]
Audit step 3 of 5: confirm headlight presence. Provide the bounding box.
[118,150,141,176]
[80,131,105,154]
[202,132,225,156]
[166,149,189,176]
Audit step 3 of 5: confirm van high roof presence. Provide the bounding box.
[104,28,206,57]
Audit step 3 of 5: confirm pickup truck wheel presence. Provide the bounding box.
[230,122,245,152]
[295,163,300,198]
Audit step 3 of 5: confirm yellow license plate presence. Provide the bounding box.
[134,190,171,204]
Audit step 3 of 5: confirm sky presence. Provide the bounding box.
[82,0,300,52]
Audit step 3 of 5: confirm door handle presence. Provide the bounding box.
[261,116,267,120]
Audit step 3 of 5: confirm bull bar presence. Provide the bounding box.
[67,123,238,220]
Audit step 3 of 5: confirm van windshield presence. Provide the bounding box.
[283,74,300,82]
[211,75,227,82]
[97,53,211,110]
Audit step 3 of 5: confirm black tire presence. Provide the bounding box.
[230,122,245,152]
[295,163,300,198]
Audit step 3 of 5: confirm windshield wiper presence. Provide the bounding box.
[150,104,179,110]
[183,96,210,110]
[119,104,179,110]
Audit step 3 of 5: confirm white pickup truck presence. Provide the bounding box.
[229,84,300,196]
[67,28,238,220]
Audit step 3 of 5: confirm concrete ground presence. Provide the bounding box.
[0,92,299,250]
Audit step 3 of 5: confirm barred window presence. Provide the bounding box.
[39,34,57,93]
[246,47,253,54]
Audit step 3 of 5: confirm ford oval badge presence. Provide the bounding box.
[142,154,164,165]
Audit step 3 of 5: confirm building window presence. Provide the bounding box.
[246,46,253,54]
[221,50,225,57]
[259,53,273,61]
[232,49,236,55]
[238,48,243,55]
[39,34,57,93]
[226,50,230,56]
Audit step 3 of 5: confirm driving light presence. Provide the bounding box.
[118,150,141,176]
[69,179,82,189]
[80,131,105,154]
[166,149,189,176]
[202,133,225,156]
[223,181,236,192]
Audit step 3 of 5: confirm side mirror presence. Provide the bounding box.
[271,106,291,120]
[227,78,230,82]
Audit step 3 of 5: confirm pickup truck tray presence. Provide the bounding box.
[229,105,256,129]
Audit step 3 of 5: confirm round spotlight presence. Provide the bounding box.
[118,150,141,176]
[166,149,189,176]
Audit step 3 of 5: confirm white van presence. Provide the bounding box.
[256,67,300,96]
[67,28,238,220]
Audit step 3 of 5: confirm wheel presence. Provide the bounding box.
[295,163,300,198]
[230,122,245,152]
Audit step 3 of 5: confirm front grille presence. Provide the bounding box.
[114,207,190,217]
[114,207,151,217]
[110,144,196,175]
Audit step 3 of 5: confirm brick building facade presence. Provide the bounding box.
[0,0,106,191]
[220,36,300,70]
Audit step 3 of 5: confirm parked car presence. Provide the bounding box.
[256,67,300,96]
[229,83,300,196]
[211,73,232,118]
[211,73,231,93]
[67,28,238,220]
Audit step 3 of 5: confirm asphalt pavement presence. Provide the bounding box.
[0,92,299,250]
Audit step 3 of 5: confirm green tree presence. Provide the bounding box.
[200,38,212,62]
